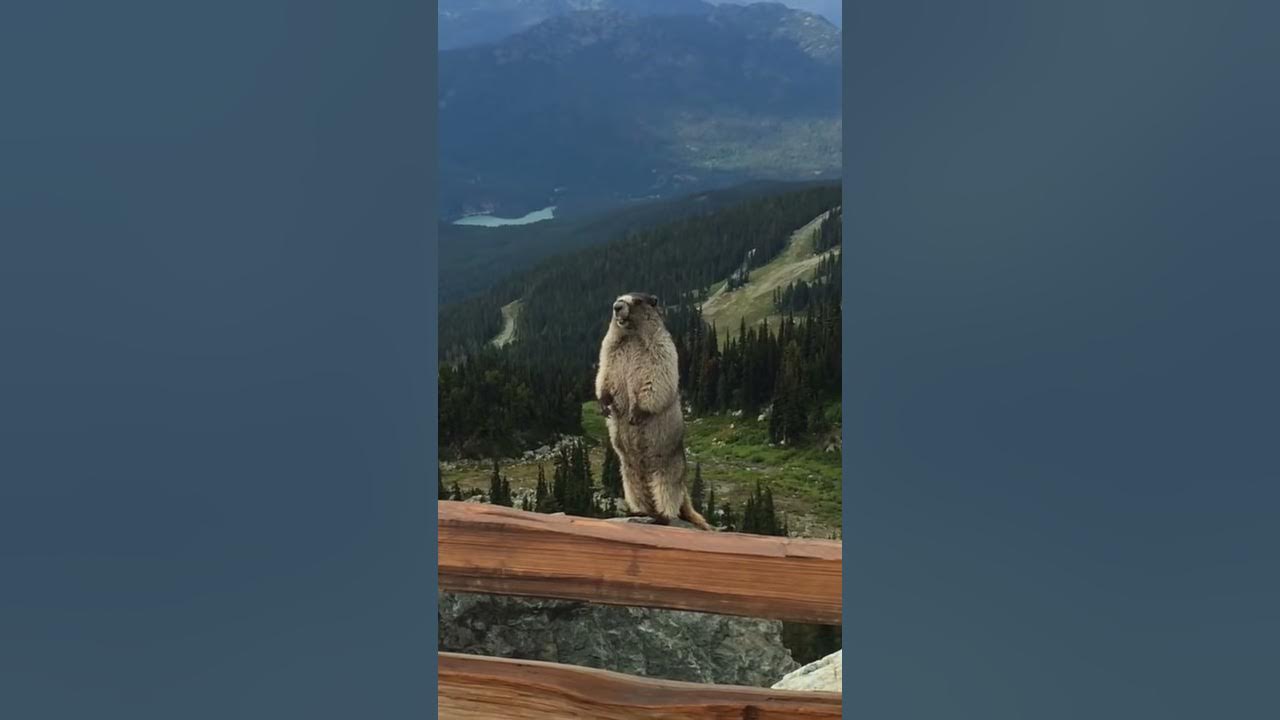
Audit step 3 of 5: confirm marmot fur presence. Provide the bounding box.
[595,292,712,530]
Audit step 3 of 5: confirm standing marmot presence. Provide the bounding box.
[595,292,712,530]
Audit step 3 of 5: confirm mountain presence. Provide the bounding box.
[709,0,840,27]
[438,2,841,221]
[439,0,713,50]
[438,0,839,50]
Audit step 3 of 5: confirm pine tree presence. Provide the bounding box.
[601,442,624,498]
[690,462,706,514]
[739,481,785,536]
[438,467,448,500]
[552,446,569,511]
[534,463,555,513]
[763,485,778,535]
[706,482,717,526]
[720,499,736,531]
[553,439,598,518]
[449,481,463,501]
[488,458,513,507]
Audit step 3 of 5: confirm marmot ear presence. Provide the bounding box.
[647,294,660,307]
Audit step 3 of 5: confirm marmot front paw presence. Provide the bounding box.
[628,409,650,426]
[598,392,614,418]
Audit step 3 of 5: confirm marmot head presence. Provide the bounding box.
[611,292,662,334]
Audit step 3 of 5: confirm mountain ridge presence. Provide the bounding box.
[439,2,841,221]
[438,0,841,50]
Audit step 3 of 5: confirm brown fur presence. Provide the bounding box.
[595,293,712,530]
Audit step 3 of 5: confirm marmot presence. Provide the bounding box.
[595,292,712,530]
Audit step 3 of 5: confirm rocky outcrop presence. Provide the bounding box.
[772,649,841,692]
[439,591,799,687]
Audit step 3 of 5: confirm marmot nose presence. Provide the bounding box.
[613,301,625,312]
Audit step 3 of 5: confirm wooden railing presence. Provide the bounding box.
[437,501,842,719]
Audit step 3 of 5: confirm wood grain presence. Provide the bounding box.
[438,501,841,625]
[438,652,842,720]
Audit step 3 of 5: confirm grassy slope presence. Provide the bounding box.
[490,300,523,348]
[441,401,842,539]
[700,209,837,345]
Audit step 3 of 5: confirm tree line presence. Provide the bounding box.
[671,299,841,445]
[812,205,842,253]
[438,348,582,458]
[775,252,841,314]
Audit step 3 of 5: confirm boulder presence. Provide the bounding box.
[439,591,798,687]
[772,649,841,692]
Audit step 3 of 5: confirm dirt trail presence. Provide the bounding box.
[489,299,522,348]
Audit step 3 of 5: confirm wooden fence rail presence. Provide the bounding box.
[438,501,842,625]
[439,652,842,720]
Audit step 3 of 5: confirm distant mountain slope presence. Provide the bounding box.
[438,2,841,220]
[438,0,840,50]
[709,0,840,27]
[439,179,831,304]
[438,0,712,50]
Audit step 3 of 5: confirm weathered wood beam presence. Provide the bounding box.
[438,652,842,720]
[438,501,841,625]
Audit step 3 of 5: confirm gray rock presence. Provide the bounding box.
[439,591,798,687]
[772,649,841,692]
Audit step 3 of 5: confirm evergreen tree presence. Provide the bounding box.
[449,481,463,501]
[739,481,785,536]
[690,462,706,514]
[552,439,598,518]
[764,485,778,534]
[720,499,737,532]
[552,447,569,511]
[534,463,555,513]
[706,482,717,525]
[438,467,448,500]
[488,458,514,507]
[601,442,624,498]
